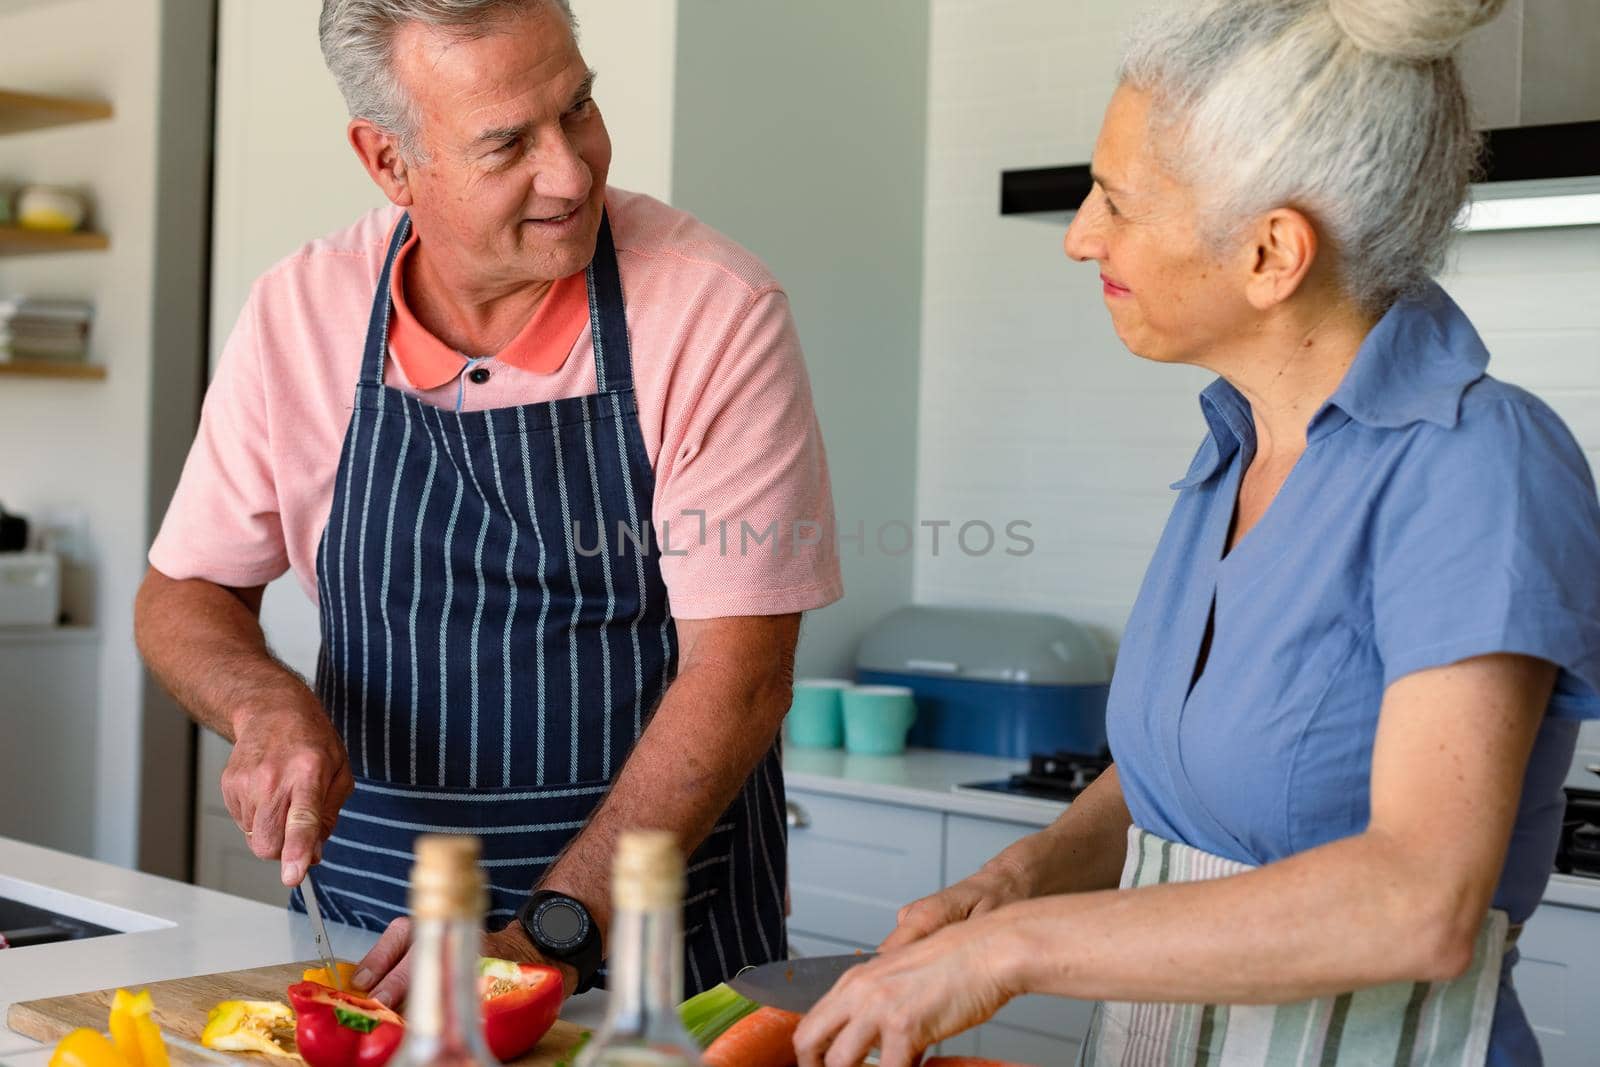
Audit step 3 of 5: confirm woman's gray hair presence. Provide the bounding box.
[1120,0,1505,314]
[320,0,577,161]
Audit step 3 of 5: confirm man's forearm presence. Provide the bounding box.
[536,615,798,940]
[134,566,312,739]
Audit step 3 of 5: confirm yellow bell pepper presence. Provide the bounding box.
[200,1000,298,1058]
[48,1029,123,1067]
[50,988,172,1067]
[107,989,168,1067]
[302,961,360,990]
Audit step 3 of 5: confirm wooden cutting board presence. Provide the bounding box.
[5,960,590,1066]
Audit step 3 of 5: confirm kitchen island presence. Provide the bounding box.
[0,836,605,1066]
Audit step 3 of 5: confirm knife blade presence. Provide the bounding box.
[728,953,876,1014]
[300,872,342,989]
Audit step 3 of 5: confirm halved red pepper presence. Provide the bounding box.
[287,982,404,1067]
[477,958,563,1062]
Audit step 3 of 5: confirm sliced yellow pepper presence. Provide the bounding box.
[200,1000,298,1058]
[48,1029,124,1067]
[108,989,168,1067]
[301,961,359,990]
[134,1013,169,1067]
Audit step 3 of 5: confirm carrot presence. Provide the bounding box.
[701,1005,802,1067]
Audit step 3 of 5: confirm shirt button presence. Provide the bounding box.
[468,367,491,385]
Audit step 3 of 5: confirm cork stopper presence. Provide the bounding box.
[612,830,684,912]
[409,834,488,920]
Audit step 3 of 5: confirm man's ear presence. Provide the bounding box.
[349,119,416,208]
[1242,207,1318,311]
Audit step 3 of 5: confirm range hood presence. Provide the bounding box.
[1001,120,1600,231]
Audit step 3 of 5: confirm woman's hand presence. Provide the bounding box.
[794,914,1022,1067]
[879,859,1031,951]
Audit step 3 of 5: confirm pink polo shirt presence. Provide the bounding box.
[150,188,843,620]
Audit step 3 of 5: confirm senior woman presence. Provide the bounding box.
[794,1,1600,1065]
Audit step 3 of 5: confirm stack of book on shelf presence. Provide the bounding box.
[0,297,94,363]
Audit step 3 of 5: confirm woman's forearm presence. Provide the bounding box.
[988,765,1133,898]
[993,828,1474,1005]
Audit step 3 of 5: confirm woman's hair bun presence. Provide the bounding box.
[1326,0,1507,61]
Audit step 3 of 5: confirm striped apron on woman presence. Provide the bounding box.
[292,211,789,995]
[1078,827,1507,1066]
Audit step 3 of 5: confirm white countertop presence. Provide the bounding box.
[0,837,605,1066]
[783,746,1068,826]
[1545,872,1600,911]
[780,747,1600,910]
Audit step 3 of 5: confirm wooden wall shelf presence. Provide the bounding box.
[0,360,105,380]
[0,226,109,256]
[0,88,112,136]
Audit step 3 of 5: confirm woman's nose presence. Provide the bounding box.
[1063,189,1105,262]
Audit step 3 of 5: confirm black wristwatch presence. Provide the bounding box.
[517,891,602,993]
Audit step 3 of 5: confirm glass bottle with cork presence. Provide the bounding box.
[391,834,497,1067]
[576,830,703,1066]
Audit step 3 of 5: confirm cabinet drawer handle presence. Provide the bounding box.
[786,801,810,830]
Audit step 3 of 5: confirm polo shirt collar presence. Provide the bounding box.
[1171,283,1489,490]
[385,222,590,391]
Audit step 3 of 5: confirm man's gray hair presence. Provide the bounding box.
[319,0,577,161]
[1120,0,1505,314]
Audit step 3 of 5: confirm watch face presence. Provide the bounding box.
[535,899,587,947]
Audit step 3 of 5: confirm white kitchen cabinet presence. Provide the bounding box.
[787,788,1090,1063]
[786,790,944,947]
[1513,898,1600,1066]
[0,628,99,858]
[946,815,1097,1055]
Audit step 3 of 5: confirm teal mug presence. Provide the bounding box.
[842,684,918,756]
[786,679,852,748]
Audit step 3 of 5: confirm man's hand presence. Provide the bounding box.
[352,918,578,1008]
[221,697,353,887]
[135,568,352,887]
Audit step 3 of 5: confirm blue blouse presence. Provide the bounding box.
[1105,284,1600,1065]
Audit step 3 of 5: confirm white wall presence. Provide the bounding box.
[913,0,1181,655]
[913,0,1600,656]
[0,0,209,871]
[670,0,931,679]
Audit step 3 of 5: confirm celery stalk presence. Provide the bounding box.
[678,983,760,1048]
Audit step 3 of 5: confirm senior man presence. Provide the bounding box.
[135,0,840,1003]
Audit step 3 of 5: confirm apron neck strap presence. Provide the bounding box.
[360,213,412,387]
[586,209,634,395]
[359,209,634,392]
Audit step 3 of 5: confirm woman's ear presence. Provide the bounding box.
[1243,207,1318,310]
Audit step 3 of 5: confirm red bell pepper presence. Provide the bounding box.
[477,958,563,1062]
[287,982,404,1067]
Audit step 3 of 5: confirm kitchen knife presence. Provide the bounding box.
[728,953,877,1014]
[300,872,342,989]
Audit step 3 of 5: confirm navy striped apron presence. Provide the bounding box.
[293,212,788,994]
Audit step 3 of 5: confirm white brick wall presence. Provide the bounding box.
[913,0,1600,657]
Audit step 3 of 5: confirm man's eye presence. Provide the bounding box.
[567,97,594,117]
